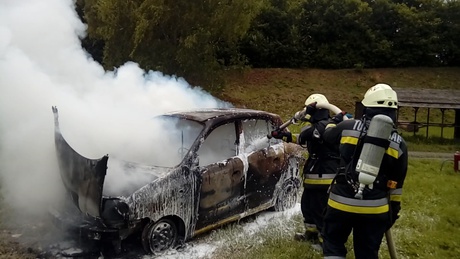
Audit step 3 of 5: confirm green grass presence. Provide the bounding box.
[220,67,460,119]
[208,158,460,259]
[394,159,460,258]
[220,67,460,152]
[206,212,323,259]
[403,126,456,139]
[402,134,460,152]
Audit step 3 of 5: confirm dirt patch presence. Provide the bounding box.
[0,223,53,259]
[0,228,43,258]
[0,209,73,259]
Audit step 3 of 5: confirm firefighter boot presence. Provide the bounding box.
[310,232,323,252]
[294,223,319,242]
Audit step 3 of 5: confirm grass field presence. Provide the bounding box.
[220,67,460,152]
[219,67,460,120]
[209,158,460,259]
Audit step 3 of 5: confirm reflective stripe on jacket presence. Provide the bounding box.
[304,173,336,185]
[340,128,403,159]
[323,118,408,220]
[328,192,389,214]
[389,188,402,202]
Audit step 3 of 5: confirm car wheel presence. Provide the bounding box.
[142,218,178,254]
[274,179,299,211]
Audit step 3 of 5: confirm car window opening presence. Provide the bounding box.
[198,122,237,166]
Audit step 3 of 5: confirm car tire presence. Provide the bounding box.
[274,179,299,211]
[142,218,178,254]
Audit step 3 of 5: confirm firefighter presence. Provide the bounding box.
[321,84,408,259]
[271,93,341,247]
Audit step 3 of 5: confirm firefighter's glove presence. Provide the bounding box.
[305,102,318,115]
[387,212,400,231]
[387,203,401,230]
[391,210,400,225]
[271,130,293,143]
[332,111,347,124]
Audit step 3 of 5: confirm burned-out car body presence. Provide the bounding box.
[51,107,304,254]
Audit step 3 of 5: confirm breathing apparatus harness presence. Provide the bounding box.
[331,119,366,195]
[329,114,394,200]
[305,140,340,179]
[303,112,341,178]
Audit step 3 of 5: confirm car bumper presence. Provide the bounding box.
[49,207,120,242]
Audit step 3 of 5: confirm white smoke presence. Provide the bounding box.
[0,0,229,221]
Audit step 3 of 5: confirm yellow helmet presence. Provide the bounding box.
[305,93,329,106]
[361,84,398,109]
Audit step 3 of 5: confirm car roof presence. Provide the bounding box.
[163,108,280,123]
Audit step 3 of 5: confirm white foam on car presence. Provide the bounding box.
[143,203,301,259]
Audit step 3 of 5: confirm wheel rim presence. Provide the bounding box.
[147,220,177,253]
[283,184,297,208]
[276,181,297,211]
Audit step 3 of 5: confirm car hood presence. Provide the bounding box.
[53,107,108,217]
[52,107,172,218]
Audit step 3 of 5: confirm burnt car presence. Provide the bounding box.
[50,106,304,255]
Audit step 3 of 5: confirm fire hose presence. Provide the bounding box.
[386,189,398,259]
[386,228,397,259]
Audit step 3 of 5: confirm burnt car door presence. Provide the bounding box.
[195,121,246,230]
[240,118,285,210]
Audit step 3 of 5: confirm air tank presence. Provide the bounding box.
[354,114,394,199]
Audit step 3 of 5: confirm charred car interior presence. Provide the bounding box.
[50,106,305,256]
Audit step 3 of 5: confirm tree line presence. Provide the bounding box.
[76,0,460,87]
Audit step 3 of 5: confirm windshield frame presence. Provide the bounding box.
[151,115,205,168]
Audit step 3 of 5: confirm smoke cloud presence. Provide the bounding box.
[0,0,229,224]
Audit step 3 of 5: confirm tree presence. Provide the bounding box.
[437,0,460,65]
[239,0,307,68]
[298,0,373,68]
[81,0,139,69]
[81,0,264,86]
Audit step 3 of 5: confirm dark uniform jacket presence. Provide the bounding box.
[322,116,408,225]
[294,119,340,189]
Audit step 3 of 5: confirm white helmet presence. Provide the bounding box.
[361,84,398,109]
[305,93,329,106]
